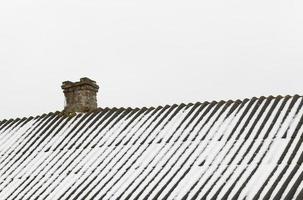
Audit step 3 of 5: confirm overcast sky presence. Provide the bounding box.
[0,0,303,119]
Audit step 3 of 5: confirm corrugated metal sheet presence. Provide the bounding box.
[0,95,303,200]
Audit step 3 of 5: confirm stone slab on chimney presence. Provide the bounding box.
[61,77,99,113]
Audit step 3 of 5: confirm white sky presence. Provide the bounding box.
[1,0,303,119]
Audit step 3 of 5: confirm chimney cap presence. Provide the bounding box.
[61,77,99,91]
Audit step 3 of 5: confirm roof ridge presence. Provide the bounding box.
[0,94,301,122]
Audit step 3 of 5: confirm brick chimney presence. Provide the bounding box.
[61,77,99,113]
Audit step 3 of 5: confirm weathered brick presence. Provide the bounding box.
[61,77,99,113]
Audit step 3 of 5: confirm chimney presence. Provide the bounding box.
[61,77,99,113]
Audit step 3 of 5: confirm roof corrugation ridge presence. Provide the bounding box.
[216,97,297,200]
[180,96,299,200]
[61,105,166,200]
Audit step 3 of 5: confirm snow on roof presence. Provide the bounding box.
[0,95,303,200]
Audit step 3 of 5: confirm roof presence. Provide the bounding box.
[0,95,303,200]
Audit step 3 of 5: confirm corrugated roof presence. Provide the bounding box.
[0,95,303,200]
